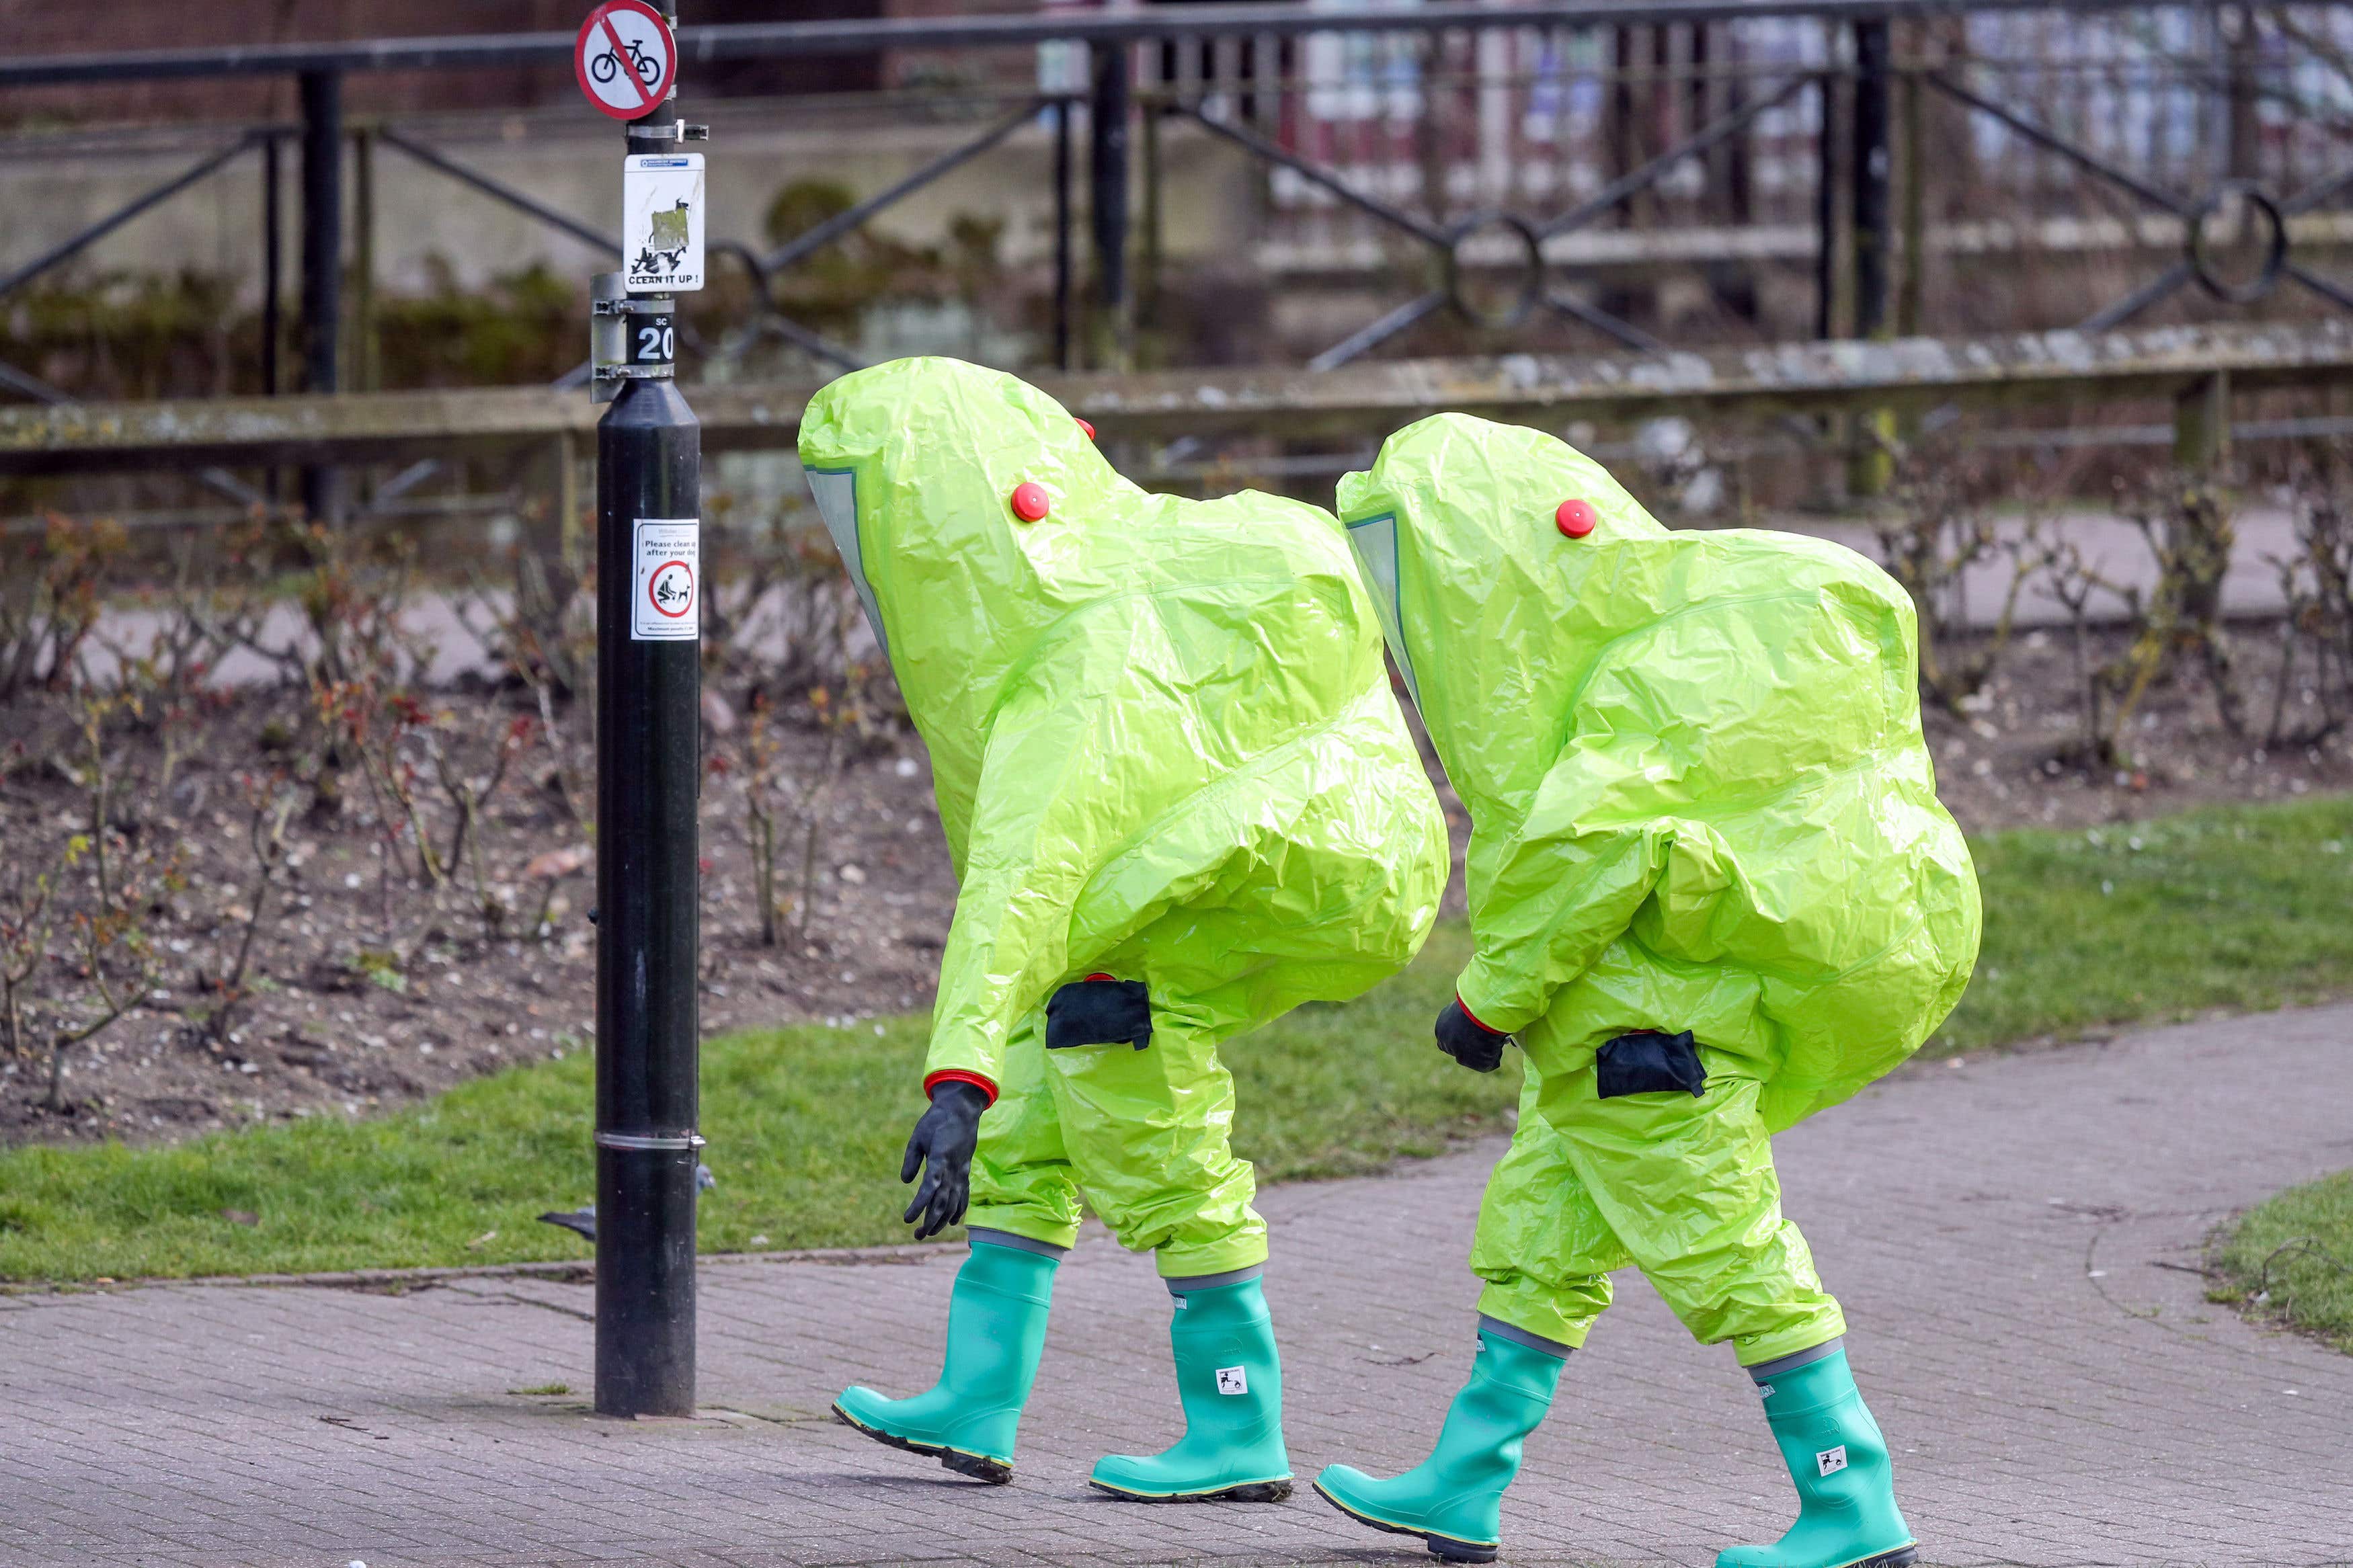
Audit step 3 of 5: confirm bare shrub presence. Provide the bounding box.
[2268,442,2353,747]
[0,516,128,699]
[321,675,536,954]
[2034,536,2143,768]
[454,576,594,840]
[700,497,887,701]
[456,509,596,708]
[199,770,301,1047]
[0,848,60,1067]
[2114,474,2247,741]
[2026,470,2249,769]
[1879,454,2050,715]
[18,690,182,1111]
[216,519,429,694]
[724,690,852,949]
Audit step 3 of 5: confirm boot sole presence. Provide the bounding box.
[830,1401,1012,1485]
[1729,1546,1918,1568]
[1089,1477,1293,1504]
[1312,1479,1499,1563]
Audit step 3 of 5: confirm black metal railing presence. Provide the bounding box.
[7,0,2353,416]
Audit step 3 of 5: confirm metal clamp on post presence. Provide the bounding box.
[590,272,678,403]
[594,1130,708,1152]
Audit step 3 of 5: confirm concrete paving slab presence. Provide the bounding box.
[1,1004,2348,1567]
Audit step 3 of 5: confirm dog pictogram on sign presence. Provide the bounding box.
[631,519,699,641]
[648,561,694,617]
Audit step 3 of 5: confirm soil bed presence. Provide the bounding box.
[1922,620,2353,829]
[3,614,2346,1149]
[1,682,953,1147]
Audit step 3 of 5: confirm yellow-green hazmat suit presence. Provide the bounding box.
[1339,414,1979,1362]
[800,358,1447,1278]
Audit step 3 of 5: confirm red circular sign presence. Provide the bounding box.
[575,1,678,122]
[647,559,695,618]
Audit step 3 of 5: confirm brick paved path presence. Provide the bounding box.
[3,1006,2349,1568]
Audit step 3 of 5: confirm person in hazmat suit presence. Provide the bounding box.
[1313,414,1980,1568]
[797,358,1448,1503]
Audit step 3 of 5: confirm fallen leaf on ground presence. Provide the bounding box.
[524,845,590,880]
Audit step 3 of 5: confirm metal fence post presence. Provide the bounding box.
[261,133,282,401]
[352,126,377,395]
[594,0,703,1422]
[1813,62,1840,341]
[1851,20,1890,343]
[1719,26,1759,326]
[2175,371,2232,473]
[1088,39,1131,370]
[261,130,282,502]
[1140,101,1163,328]
[1609,28,1638,224]
[298,69,343,520]
[1053,96,1074,372]
[2225,4,2259,181]
[1848,17,1894,499]
[1898,60,1924,339]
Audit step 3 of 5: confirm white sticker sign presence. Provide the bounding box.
[632,519,699,641]
[624,153,705,294]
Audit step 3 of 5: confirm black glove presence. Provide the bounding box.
[900,1080,990,1239]
[1435,998,1509,1073]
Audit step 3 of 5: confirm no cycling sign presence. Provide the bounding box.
[575,0,678,121]
[631,519,699,641]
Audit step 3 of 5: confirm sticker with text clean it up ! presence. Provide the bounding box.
[1215,1366,1248,1396]
[632,519,699,641]
[1815,1445,1849,1478]
[624,153,705,294]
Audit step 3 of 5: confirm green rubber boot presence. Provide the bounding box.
[1716,1344,1917,1568]
[832,1233,1060,1484]
[1314,1320,1568,1563]
[1090,1273,1292,1502]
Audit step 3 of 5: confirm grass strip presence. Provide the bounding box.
[2208,1169,2353,1354]
[8,794,2353,1282]
[1940,794,2353,1053]
[0,932,1492,1280]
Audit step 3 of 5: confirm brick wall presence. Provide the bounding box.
[0,0,893,129]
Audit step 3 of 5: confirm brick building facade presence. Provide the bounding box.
[0,0,930,128]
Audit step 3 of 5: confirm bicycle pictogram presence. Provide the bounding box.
[589,34,661,89]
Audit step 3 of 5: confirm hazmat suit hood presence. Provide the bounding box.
[1339,414,1980,1128]
[801,359,1447,1094]
[799,357,1143,866]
